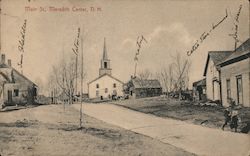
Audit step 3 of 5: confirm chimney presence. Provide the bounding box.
[7,59,11,67]
[1,54,5,64]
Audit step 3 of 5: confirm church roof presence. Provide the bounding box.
[88,73,124,85]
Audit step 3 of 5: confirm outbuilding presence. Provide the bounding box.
[124,77,162,98]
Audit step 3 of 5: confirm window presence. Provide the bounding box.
[113,83,116,88]
[104,62,107,68]
[96,90,99,97]
[236,75,243,105]
[96,84,99,88]
[212,81,215,100]
[226,79,231,99]
[14,89,19,97]
[202,88,206,94]
[105,88,108,93]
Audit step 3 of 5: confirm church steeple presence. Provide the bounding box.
[103,38,108,60]
[99,38,112,76]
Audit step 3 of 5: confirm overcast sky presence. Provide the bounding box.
[1,0,249,94]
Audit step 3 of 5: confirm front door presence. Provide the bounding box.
[8,90,12,103]
[212,81,220,101]
[236,75,243,105]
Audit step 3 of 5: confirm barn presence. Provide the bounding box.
[125,77,162,98]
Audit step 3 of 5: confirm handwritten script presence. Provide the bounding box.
[72,28,80,56]
[187,9,228,56]
[18,19,27,68]
[134,35,147,61]
[229,4,242,49]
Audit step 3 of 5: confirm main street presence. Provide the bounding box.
[73,103,250,156]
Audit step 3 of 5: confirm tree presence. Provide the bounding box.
[155,67,169,93]
[46,51,85,105]
[171,52,191,99]
[34,77,45,95]
[51,55,79,104]
[138,69,152,80]
[136,69,154,88]
[155,63,175,97]
[155,53,191,99]
[168,64,174,93]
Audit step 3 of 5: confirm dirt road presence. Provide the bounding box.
[73,103,250,156]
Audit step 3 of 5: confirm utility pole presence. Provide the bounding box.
[75,52,78,99]
[62,44,66,111]
[0,0,2,55]
[79,34,84,128]
[73,28,80,103]
[134,61,137,78]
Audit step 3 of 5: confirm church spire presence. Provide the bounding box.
[103,37,108,60]
[99,37,112,76]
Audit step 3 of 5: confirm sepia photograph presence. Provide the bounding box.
[0,0,249,155]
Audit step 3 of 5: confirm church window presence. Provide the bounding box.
[96,90,99,97]
[104,62,107,68]
[96,84,99,88]
[113,83,116,88]
[105,88,108,93]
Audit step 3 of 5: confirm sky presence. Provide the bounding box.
[1,0,249,94]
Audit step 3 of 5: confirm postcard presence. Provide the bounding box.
[0,0,249,156]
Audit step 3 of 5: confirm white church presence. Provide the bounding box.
[88,38,124,99]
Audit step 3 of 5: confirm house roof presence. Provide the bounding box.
[208,51,233,65]
[0,63,37,86]
[203,51,233,76]
[0,68,13,83]
[88,73,124,85]
[218,38,250,67]
[0,63,9,68]
[193,78,206,87]
[0,68,14,83]
[131,78,162,89]
[12,67,38,86]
